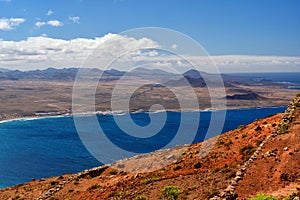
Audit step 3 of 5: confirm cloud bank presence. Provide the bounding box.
[35,20,63,28]
[0,18,25,30]
[0,33,299,73]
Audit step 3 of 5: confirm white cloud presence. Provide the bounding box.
[69,16,80,24]
[0,34,159,70]
[35,20,63,28]
[46,10,54,16]
[47,20,63,27]
[176,55,300,73]
[0,33,299,72]
[35,21,46,28]
[0,18,25,30]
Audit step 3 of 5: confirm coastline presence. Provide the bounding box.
[0,105,287,124]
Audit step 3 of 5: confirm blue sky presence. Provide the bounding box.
[1,0,300,56]
[0,0,300,72]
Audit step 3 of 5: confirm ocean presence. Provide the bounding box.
[230,72,300,84]
[0,106,286,188]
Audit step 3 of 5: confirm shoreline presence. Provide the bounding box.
[0,105,287,124]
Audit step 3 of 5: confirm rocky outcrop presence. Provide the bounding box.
[226,91,265,100]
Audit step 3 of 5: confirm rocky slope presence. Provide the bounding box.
[0,95,299,200]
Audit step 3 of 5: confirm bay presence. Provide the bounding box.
[0,106,286,188]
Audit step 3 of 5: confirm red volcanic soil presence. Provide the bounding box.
[0,96,299,200]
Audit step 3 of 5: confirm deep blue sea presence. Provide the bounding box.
[0,106,286,188]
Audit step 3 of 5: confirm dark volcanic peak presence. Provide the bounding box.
[226,91,265,100]
[183,69,209,78]
[128,67,176,77]
[167,69,235,88]
[103,69,125,76]
[2,68,79,81]
[0,67,176,81]
[0,67,106,81]
[0,67,298,90]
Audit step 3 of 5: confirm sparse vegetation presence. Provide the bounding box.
[240,145,256,161]
[242,133,247,138]
[12,196,24,200]
[218,137,233,149]
[227,170,237,179]
[220,167,236,179]
[204,189,220,198]
[294,101,300,107]
[109,169,118,175]
[277,122,289,134]
[73,180,79,185]
[238,125,245,129]
[211,167,221,174]
[134,194,148,200]
[282,188,300,200]
[111,191,130,200]
[50,181,58,186]
[247,194,279,200]
[171,165,182,171]
[141,176,160,184]
[87,184,100,191]
[160,186,186,200]
[256,139,264,146]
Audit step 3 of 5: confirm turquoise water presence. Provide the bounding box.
[0,106,286,188]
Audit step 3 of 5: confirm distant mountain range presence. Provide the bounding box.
[0,67,298,89]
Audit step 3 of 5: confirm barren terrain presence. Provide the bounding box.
[0,78,298,121]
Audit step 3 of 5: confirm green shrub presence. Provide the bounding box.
[277,122,289,134]
[242,133,247,138]
[160,186,186,200]
[247,194,279,200]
